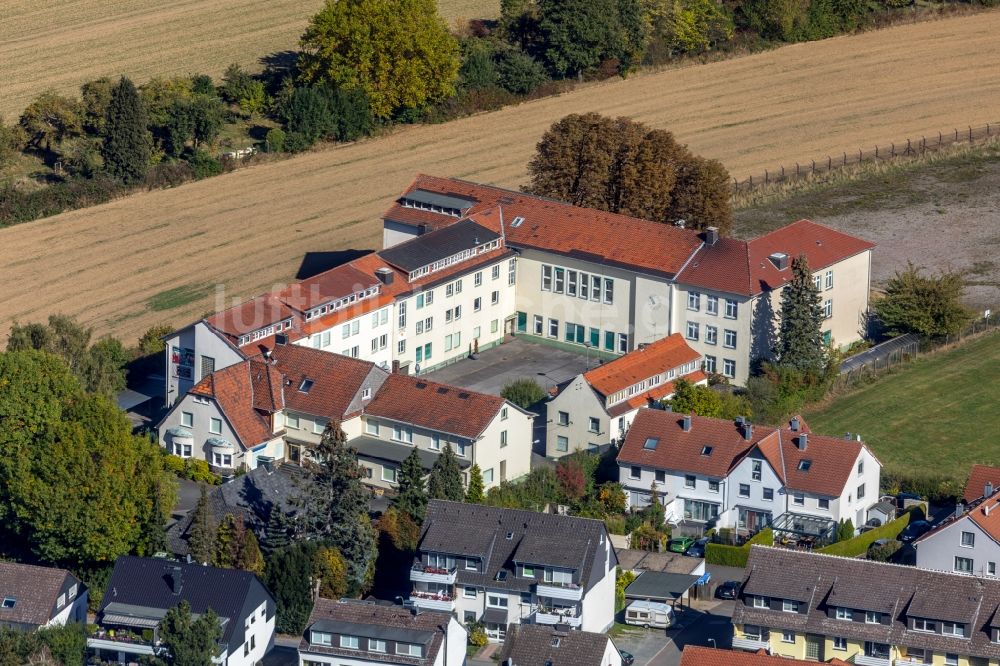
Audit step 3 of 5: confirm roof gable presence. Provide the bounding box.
[966,465,1000,504]
[0,562,77,627]
[582,333,701,397]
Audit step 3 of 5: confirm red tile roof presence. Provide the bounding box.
[746,219,875,293]
[675,237,753,296]
[190,363,279,448]
[207,293,295,339]
[252,344,382,420]
[618,410,771,478]
[364,373,507,439]
[753,417,866,497]
[279,262,380,311]
[965,465,1000,504]
[967,492,1000,544]
[681,646,821,666]
[606,370,707,418]
[584,333,701,397]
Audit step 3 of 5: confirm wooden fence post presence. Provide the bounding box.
[796,163,800,177]
[955,128,959,142]
[781,165,785,179]
[811,160,815,173]
[875,145,879,159]
[828,156,832,170]
[969,126,973,142]
[843,152,847,166]
[765,170,769,184]
[891,142,895,157]
[906,139,911,155]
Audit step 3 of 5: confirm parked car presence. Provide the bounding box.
[899,520,933,543]
[624,600,675,629]
[896,491,923,507]
[619,650,635,666]
[683,537,709,558]
[715,580,741,599]
[668,536,696,553]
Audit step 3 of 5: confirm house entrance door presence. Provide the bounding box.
[805,634,823,661]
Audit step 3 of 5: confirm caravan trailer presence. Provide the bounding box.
[624,600,675,629]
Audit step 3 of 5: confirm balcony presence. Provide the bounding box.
[410,564,457,584]
[732,636,771,652]
[535,608,582,628]
[853,655,891,666]
[895,660,930,666]
[536,582,584,601]
[409,590,456,612]
[87,629,158,657]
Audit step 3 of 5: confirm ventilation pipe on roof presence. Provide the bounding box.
[790,417,800,432]
[704,227,719,246]
[262,347,272,360]
[743,423,754,441]
[682,415,692,432]
[798,433,808,450]
[987,483,995,499]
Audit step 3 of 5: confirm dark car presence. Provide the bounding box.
[683,537,709,558]
[619,650,635,666]
[668,536,696,553]
[899,520,933,543]
[896,491,922,505]
[715,580,741,599]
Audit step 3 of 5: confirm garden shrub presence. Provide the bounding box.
[265,127,286,153]
[186,150,223,179]
[819,511,916,557]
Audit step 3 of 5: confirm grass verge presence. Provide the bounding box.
[146,283,213,312]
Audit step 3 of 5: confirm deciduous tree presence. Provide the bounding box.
[776,255,827,373]
[19,91,83,154]
[556,457,586,502]
[872,263,972,338]
[314,546,349,599]
[536,0,648,78]
[500,377,546,409]
[80,78,115,135]
[428,444,464,501]
[102,77,151,184]
[298,0,460,118]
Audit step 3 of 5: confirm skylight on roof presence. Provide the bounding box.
[798,460,812,472]
[511,216,525,228]
[551,637,561,647]
[701,446,713,456]
[298,378,314,393]
[643,437,659,450]
[1,597,15,609]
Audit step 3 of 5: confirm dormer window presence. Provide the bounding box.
[836,608,853,621]
[783,600,799,613]
[866,611,881,624]
[752,596,768,608]
[310,630,332,646]
[913,618,937,633]
[942,622,964,637]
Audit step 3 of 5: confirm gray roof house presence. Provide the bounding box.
[298,597,466,666]
[0,562,87,631]
[498,624,623,666]
[88,556,275,666]
[731,545,1000,663]
[410,500,617,640]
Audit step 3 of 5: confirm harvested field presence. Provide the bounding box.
[0,0,498,119]
[3,12,1000,344]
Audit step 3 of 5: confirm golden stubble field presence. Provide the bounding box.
[0,0,497,119]
[3,12,1000,345]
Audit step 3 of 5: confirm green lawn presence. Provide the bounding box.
[804,332,1000,481]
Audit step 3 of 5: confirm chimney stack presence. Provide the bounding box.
[790,417,800,432]
[704,227,719,246]
[392,360,400,374]
[987,482,994,498]
[799,433,808,450]
[376,267,395,285]
[169,567,183,595]
[742,422,753,441]
[682,415,692,432]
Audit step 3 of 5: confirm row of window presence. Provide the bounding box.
[541,265,614,304]
[686,292,739,318]
[626,466,842,508]
[180,411,222,435]
[811,270,835,292]
[304,285,380,322]
[744,627,964,664]
[532,315,629,353]
[238,318,294,346]
[407,239,501,281]
[686,322,738,348]
[364,420,473,456]
[606,362,700,406]
[309,631,422,657]
[954,555,998,576]
[702,355,737,378]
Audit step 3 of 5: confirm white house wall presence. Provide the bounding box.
[671,284,754,386]
[722,449,786,530]
[475,406,534,486]
[165,322,244,407]
[545,377,609,458]
[45,590,88,627]
[228,601,274,666]
[915,517,1000,577]
[295,305,394,369]
[580,542,616,633]
[158,394,250,469]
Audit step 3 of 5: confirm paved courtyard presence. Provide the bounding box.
[424,337,601,395]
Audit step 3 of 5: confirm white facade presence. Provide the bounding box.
[230,601,274,666]
[672,285,753,385]
[915,511,1000,577]
[298,616,466,666]
[44,586,88,628]
[164,321,245,407]
[297,305,395,369]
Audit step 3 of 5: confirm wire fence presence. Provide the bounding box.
[830,310,1000,390]
[732,122,1000,194]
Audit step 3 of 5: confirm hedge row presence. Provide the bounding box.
[818,508,920,558]
[705,528,773,568]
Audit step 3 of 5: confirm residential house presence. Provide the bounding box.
[0,562,87,631]
[297,597,466,666]
[357,373,533,489]
[88,556,274,666]
[680,645,852,666]
[544,333,705,458]
[411,500,617,641]
[166,175,875,402]
[159,342,531,490]
[914,489,1000,577]
[617,412,881,539]
[964,465,1000,505]
[733,545,1000,666]
[498,624,623,666]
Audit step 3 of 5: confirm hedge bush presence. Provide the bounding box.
[818,509,919,558]
[705,528,773,567]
